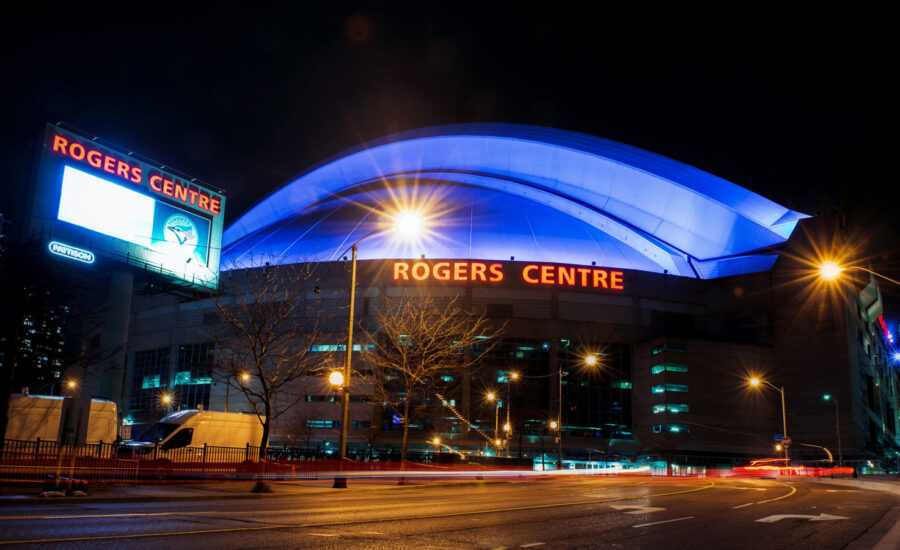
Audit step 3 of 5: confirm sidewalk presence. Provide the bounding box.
[0,476,499,506]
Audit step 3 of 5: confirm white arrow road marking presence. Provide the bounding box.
[756,513,849,523]
[633,516,694,528]
[610,505,666,514]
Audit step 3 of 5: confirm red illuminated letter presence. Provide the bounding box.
[116,161,130,179]
[51,135,68,155]
[540,265,554,285]
[86,150,102,168]
[198,193,210,211]
[411,262,430,281]
[471,262,487,281]
[433,262,450,281]
[558,266,575,286]
[188,189,199,205]
[149,175,163,192]
[610,271,624,290]
[522,265,539,284]
[69,143,86,161]
[393,262,410,280]
[592,269,608,289]
[489,264,504,282]
[174,183,189,202]
[209,197,220,215]
[102,155,116,174]
[162,179,174,197]
[453,262,468,281]
[130,167,142,183]
[577,268,590,287]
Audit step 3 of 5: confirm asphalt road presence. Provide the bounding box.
[0,477,897,549]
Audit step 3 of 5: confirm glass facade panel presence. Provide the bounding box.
[175,343,214,411]
[129,347,170,424]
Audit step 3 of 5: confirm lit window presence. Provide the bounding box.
[667,424,689,433]
[613,381,632,389]
[667,404,689,413]
[652,424,663,433]
[652,384,689,393]
[652,405,666,414]
[174,371,191,385]
[652,343,688,355]
[651,363,688,374]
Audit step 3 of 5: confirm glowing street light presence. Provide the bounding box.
[549,420,559,430]
[486,391,500,443]
[334,210,425,488]
[432,436,441,446]
[160,393,173,407]
[584,354,599,367]
[818,261,900,286]
[241,372,250,383]
[328,370,344,388]
[66,379,77,390]
[748,376,788,460]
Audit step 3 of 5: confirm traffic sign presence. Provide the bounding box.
[774,434,784,440]
[781,436,792,447]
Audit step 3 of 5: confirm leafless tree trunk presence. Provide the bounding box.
[363,295,503,469]
[207,263,333,458]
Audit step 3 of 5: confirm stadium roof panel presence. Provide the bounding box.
[222,123,808,278]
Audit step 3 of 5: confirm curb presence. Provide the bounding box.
[0,478,505,507]
[795,477,900,497]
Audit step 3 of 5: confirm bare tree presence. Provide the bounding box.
[362,295,503,466]
[208,264,333,457]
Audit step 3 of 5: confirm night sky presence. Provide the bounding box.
[2,6,897,283]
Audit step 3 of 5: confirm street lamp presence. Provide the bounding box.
[486,391,500,445]
[822,393,843,467]
[505,372,518,458]
[749,377,788,460]
[334,210,424,488]
[819,261,900,286]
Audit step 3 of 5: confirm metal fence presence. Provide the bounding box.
[0,439,505,485]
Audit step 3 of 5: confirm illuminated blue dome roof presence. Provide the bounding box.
[222,124,808,279]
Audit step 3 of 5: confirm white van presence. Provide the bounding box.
[5,393,118,444]
[132,410,264,451]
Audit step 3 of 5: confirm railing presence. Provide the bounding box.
[0,439,519,485]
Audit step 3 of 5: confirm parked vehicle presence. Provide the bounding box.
[5,393,118,444]
[126,410,264,453]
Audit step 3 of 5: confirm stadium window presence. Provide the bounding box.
[651,363,689,374]
[667,424,690,433]
[652,343,688,355]
[667,404,689,413]
[652,425,663,433]
[666,384,689,392]
[652,404,666,414]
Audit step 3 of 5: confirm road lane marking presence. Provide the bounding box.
[732,483,796,509]
[0,481,716,545]
[756,513,848,523]
[610,505,665,514]
[633,516,694,528]
[521,543,546,547]
[826,489,860,492]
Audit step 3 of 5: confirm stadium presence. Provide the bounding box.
[124,124,899,471]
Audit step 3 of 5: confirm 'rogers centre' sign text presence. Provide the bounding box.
[392,261,624,290]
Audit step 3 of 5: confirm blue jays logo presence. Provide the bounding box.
[164,215,198,250]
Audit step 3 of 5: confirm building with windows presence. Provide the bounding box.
[120,124,899,470]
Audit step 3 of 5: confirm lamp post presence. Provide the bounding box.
[333,211,424,488]
[749,377,788,461]
[486,392,500,449]
[505,372,518,458]
[822,394,843,467]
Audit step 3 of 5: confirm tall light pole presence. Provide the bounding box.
[749,377,788,461]
[822,394,843,467]
[334,211,424,488]
[486,392,500,450]
[504,372,518,458]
